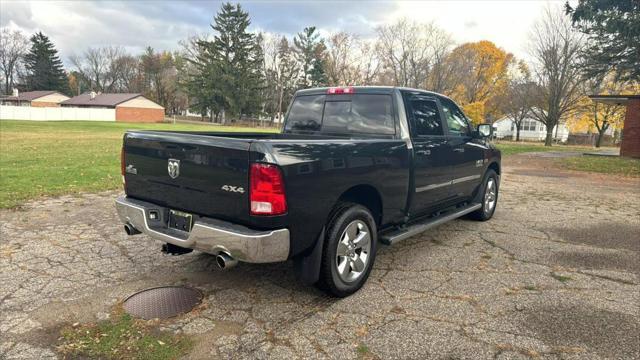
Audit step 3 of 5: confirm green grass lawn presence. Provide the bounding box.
[495,141,596,156]
[0,120,277,208]
[557,156,640,177]
[0,121,633,208]
[58,313,191,359]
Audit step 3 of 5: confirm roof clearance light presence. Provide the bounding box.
[327,86,355,95]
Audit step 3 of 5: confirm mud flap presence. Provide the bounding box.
[293,228,325,285]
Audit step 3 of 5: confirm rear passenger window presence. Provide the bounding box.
[408,97,444,136]
[322,94,395,135]
[285,95,324,131]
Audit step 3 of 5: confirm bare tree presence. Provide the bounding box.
[528,6,584,146]
[70,46,130,92]
[497,61,538,141]
[424,29,454,93]
[376,19,449,88]
[258,33,280,119]
[0,27,29,94]
[113,54,141,92]
[358,40,381,85]
[276,37,299,120]
[326,32,381,86]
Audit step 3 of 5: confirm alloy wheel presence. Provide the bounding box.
[335,220,371,283]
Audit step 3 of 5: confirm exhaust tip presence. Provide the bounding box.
[124,223,140,236]
[215,252,237,270]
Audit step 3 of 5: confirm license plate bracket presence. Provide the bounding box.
[168,210,193,232]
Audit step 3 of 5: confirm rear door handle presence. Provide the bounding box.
[415,150,431,155]
[453,148,465,153]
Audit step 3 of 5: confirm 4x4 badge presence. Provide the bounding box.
[168,159,180,179]
[221,185,245,193]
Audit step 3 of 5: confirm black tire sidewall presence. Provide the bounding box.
[323,204,377,296]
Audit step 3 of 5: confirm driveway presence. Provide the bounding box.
[1,153,639,359]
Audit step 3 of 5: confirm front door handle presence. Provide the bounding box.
[415,149,431,155]
[453,147,465,153]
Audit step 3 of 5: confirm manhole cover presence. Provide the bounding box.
[123,286,202,319]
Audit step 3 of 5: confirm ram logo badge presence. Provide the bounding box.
[167,159,180,179]
[222,185,245,193]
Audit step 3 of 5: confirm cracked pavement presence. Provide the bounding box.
[1,153,639,359]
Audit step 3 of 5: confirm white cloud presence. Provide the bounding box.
[0,0,557,64]
[390,0,556,59]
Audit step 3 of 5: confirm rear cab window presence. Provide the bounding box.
[284,93,396,136]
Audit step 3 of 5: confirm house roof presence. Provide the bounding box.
[3,90,60,101]
[588,94,640,106]
[61,93,142,107]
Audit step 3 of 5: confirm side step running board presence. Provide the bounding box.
[380,203,482,245]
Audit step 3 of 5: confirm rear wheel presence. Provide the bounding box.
[469,169,498,221]
[317,203,377,297]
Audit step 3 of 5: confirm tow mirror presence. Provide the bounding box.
[477,124,492,138]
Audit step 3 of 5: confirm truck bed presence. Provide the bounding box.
[122,130,411,256]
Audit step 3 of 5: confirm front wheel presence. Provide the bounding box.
[317,202,377,297]
[469,169,499,221]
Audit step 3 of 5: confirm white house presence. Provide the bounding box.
[493,114,570,142]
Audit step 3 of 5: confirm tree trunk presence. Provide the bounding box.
[545,127,553,146]
[277,87,284,123]
[516,126,521,142]
[595,131,604,148]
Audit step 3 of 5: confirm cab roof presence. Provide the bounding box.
[295,86,451,101]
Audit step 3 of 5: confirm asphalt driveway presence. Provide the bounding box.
[1,153,639,359]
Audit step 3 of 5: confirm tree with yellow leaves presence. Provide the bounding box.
[570,74,636,147]
[445,40,513,124]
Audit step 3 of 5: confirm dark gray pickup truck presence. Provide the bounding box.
[116,86,501,297]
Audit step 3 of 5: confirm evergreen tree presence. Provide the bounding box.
[23,32,69,93]
[277,37,298,115]
[294,27,327,88]
[209,2,264,120]
[566,0,640,82]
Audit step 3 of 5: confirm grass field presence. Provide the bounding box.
[494,141,595,156]
[0,120,631,208]
[0,120,277,208]
[557,156,640,177]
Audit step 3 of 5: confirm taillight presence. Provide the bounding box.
[327,86,354,95]
[250,163,287,215]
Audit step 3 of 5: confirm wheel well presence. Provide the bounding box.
[488,162,500,175]
[337,185,383,226]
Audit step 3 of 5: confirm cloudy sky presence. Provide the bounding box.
[1,0,561,64]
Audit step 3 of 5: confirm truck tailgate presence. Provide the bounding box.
[123,131,251,221]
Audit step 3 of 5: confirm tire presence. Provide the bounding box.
[469,169,499,221]
[317,202,378,297]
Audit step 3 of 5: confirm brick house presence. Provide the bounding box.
[589,95,640,158]
[60,92,165,123]
[0,90,70,107]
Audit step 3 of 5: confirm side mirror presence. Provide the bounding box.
[477,124,492,138]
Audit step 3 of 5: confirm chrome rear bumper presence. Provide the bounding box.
[115,196,290,263]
